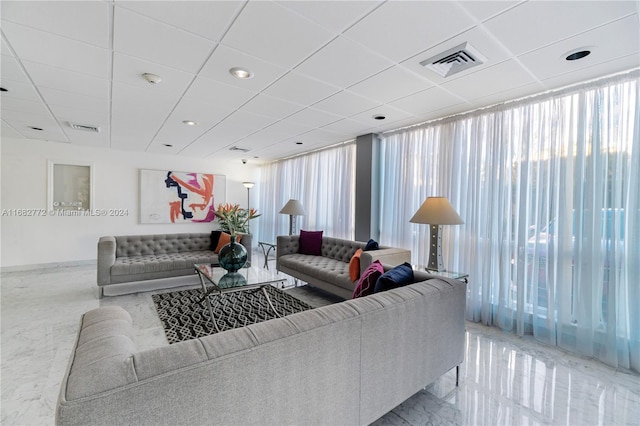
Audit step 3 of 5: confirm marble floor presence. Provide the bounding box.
[1,264,638,425]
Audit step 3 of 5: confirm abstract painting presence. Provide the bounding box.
[139,169,226,224]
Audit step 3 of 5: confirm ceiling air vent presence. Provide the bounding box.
[229,146,250,153]
[68,122,100,133]
[420,42,486,78]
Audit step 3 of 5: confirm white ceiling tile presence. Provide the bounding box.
[219,110,277,134]
[483,1,638,56]
[1,21,110,78]
[184,76,257,111]
[293,128,344,145]
[348,66,434,104]
[3,117,67,141]
[1,0,110,48]
[200,45,287,91]
[110,113,164,151]
[263,71,340,105]
[21,60,110,100]
[457,1,523,23]
[113,52,195,100]
[311,90,379,117]
[441,59,536,101]
[276,1,382,33]
[349,105,415,126]
[295,36,394,88]
[345,1,475,62]
[39,87,108,114]
[1,56,30,84]
[402,26,514,85]
[49,104,109,130]
[115,1,242,41]
[321,118,370,136]
[0,80,40,102]
[541,54,640,92]
[468,82,545,111]
[258,120,309,140]
[166,98,235,129]
[1,37,14,57]
[240,94,304,120]
[114,7,214,73]
[519,15,640,82]
[1,96,51,116]
[390,86,467,116]
[284,108,342,128]
[222,1,335,69]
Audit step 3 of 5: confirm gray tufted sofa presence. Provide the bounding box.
[97,233,252,297]
[57,273,467,425]
[277,235,411,299]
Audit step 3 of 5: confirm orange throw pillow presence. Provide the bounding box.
[349,248,363,282]
[214,232,242,254]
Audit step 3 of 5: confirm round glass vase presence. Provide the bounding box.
[218,235,248,273]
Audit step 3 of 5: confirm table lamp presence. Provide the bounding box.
[410,196,463,272]
[279,199,306,235]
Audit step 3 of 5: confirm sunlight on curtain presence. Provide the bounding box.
[379,70,639,372]
[257,143,356,242]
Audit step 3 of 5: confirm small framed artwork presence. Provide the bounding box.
[139,169,226,224]
[48,161,94,211]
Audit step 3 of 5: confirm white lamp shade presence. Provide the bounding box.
[242,182,254,189]
[410,196,463,225]
[279,199,306,216]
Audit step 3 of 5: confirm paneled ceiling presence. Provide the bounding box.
[1,1,639,163]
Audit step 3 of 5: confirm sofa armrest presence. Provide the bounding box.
[276,235,300,271]
[97,236,116,286]
[360,248,411,274]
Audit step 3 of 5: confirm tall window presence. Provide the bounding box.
[379,71,639,372]
[257,143,356,241]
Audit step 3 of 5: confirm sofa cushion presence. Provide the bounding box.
[111,251,217,277]
[353,260,384,298]
[374,262,414,293]
[364,239,379,251]
[299,230,323,255]
[278,254,353,291]
[349,249,363,282]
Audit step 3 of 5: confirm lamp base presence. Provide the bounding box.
[427,224,445,272]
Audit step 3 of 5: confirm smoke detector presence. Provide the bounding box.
[142,73,162,84]
[420,42,486,78]
[68,122,100,132]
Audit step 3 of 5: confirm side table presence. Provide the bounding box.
[417,266,469,283]
[258,241,277,269]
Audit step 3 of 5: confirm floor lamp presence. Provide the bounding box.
[279,199,306,235]
[242,182,254,234]
[410,196,463,272]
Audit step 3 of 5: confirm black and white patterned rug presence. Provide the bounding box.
[152,285,314,344]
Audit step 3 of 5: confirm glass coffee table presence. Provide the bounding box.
[194,264,287,333]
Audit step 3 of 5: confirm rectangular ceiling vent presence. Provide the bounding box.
[420,42,486,78]
[229,146,250,153]
[68,122,100,133]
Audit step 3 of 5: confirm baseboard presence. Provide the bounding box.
[0,259,97,273]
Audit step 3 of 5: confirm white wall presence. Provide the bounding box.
[0,137,259,267]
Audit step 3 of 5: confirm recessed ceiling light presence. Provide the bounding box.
[372,115,386,120]
[565,50,591,61]
[163,144,173,147]
[142,73,162,84]
[0,87,8,92]
[28,126,43,131]
[182,120,198,126]
[295,141,303,145]
[229,67,254,79]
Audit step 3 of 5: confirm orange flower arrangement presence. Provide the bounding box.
[214,203,260,235]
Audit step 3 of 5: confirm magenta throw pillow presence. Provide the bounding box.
[298,230,323,255]
[353,260,384,298]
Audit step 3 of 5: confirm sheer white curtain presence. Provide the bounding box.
[379,70,639,372]
[257,143,356,242]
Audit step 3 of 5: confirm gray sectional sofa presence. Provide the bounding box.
[56,271,467,425]
[277,235,411,299]
[97,233,252,297]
